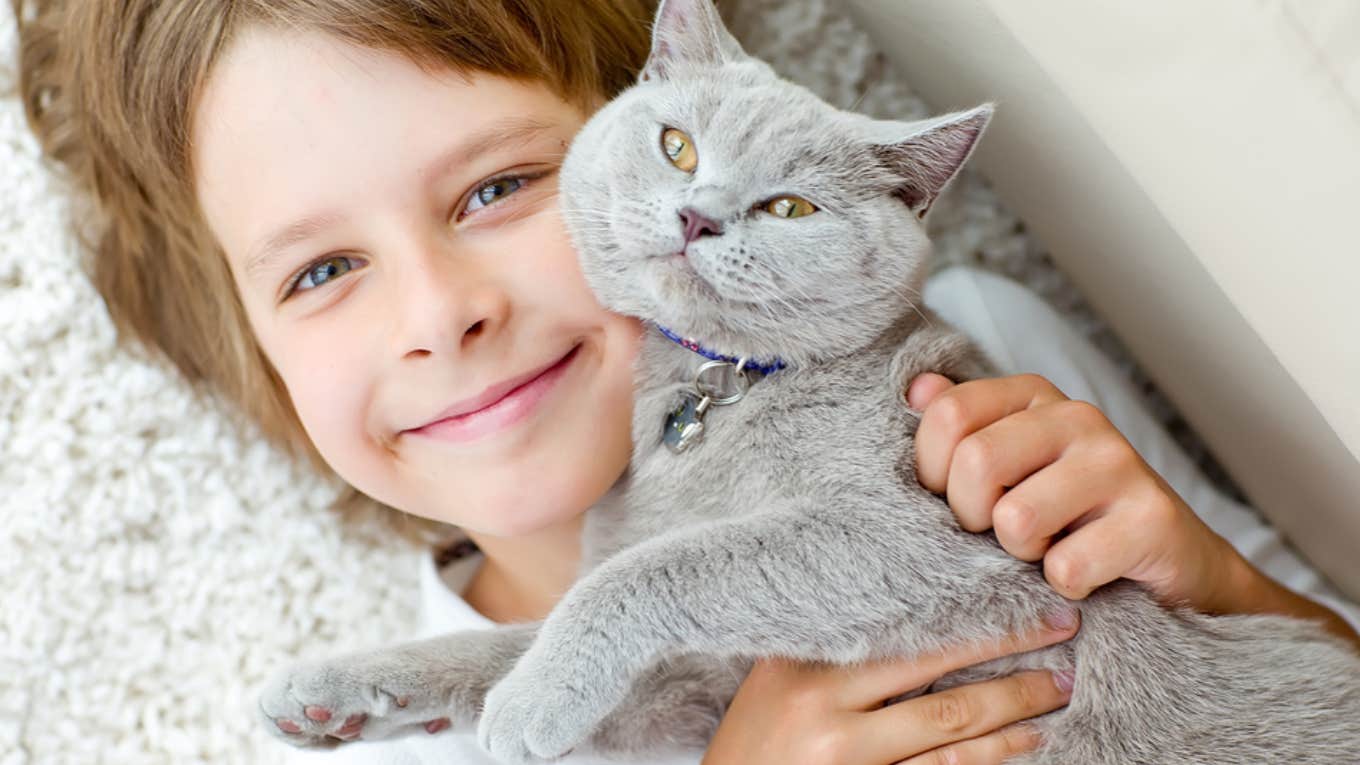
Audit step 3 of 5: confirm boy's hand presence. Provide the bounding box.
[906,372,1244,612]
[906,372,1360,651]
[702,613,1078,765]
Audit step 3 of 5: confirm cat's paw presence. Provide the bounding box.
[257,655,455,747]
[476,662,601,764]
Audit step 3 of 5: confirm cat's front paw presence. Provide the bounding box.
[476,661,603,764]
[258,655,455,747]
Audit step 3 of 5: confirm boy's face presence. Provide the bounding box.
[193,28,641,536]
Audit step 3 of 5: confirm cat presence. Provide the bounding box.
[260,0,1360,762]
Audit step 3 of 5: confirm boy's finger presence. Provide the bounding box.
[915,374,1068,494]
[990,448,1127,561]
[860,672,1064,765]
[836,613,1079,711]
[943,402,1093,533]
[906,372,955,411]
[1042,498,1169,599]
[896,722,1045,765]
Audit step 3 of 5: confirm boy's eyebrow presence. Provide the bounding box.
[421,116,559,184]
[246,212,345,280]
[244,116,559,281]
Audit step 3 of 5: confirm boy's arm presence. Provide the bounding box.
[907,372,1360,653]
[1218,554,1359,648]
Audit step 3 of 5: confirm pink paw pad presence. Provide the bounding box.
[304,706,332,722]
[276,719,302,734]
[425,718,450,735]
[333,713,367,740]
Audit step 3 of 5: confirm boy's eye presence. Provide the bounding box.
[288,255,362,296]
[662,128,698,173]
[764,196,818,219]
[463,176,529,215]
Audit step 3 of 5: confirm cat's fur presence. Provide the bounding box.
[259,1,1360,761]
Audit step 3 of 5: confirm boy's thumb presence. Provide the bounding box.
[906,372,955,411]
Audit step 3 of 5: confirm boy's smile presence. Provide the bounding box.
[400,343,582,443]
[191,26,641,537]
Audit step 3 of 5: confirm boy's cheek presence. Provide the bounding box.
[289,387,379,492]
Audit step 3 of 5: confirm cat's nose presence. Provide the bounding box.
[678,207,723,245]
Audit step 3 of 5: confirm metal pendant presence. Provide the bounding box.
[663,392,711,453]
[661,358,755,454]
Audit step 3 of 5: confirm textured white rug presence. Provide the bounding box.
[0,2,1211,763]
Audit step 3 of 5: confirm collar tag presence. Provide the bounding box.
[662,359,755,454]
[655,325,784,454]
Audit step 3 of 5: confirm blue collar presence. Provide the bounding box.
[655,325,787,377]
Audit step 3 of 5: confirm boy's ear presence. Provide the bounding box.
[640,0,746,83]
[870,104,995,219]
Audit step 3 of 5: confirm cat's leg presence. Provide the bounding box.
[888,318,999,385]
[478,505,1062,762]
[586,654,744,757]
[260,623,536,747]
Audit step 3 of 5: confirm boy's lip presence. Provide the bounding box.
[404,345,580,433]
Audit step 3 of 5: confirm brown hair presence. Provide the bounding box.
[14,0,655,544]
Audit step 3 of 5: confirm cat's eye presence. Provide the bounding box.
[662,128,698,173]
[764,196,817,219]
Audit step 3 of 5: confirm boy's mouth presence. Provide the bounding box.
[402,344,581,442]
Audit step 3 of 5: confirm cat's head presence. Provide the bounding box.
[560,0,991,365]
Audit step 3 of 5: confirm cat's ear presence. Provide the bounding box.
[640,0,747,83]
[871,104,994,219]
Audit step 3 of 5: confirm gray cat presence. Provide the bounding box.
[259,0,1360,762]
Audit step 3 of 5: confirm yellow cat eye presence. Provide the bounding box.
[662,128,698,173]
[765,196,818,219]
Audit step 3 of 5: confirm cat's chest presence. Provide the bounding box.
[624,368,905,519]
[630,383,787,505]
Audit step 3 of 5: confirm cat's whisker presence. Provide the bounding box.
[738,277,809,323]
[763,271,826,314]
[886,282,933,328]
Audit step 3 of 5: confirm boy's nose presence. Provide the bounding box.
[678,207,723,245]
[396,258,510,361]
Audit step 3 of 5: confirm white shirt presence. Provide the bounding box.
[283,267,1359,764]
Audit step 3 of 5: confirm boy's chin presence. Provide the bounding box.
[440,470,619,540]
[476,500,579,538]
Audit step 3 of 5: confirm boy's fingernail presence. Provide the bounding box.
[1044,608,1079,632]
[906,378,928,410]
[1053,669,1075,694]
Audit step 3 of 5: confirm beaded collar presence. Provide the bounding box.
[655,325,787,377]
